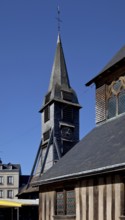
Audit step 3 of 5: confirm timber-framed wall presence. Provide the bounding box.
[39,172,125,220]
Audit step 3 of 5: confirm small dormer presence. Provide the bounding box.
[86,45,125,125]
[8,162,13,170]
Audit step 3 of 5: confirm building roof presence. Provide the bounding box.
[48,34,70,91]
[0,163,21,172]
[41,34,80,110]
[86,45,125,86]
[32,114,125,186]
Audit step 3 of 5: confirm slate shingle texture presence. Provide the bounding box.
[32,114,125,186]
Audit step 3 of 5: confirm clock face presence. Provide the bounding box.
[61,127,73,140]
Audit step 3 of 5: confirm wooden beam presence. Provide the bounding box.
[40,129,53,174]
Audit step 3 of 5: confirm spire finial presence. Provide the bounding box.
[56,5,62,33]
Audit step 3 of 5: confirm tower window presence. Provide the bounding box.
[106,77,125,119]
[62,105,73,123]
[62,91,72,102]
[44,105,50,122]
[56,189,75,216]
[45,92,51,104]
[43,130,50,142]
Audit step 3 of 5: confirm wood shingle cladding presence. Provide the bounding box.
[96,84,106,123]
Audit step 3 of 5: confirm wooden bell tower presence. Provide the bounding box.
[31,34,81,176]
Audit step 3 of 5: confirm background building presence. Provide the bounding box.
[0,160,21,199]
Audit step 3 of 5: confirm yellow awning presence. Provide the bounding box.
[0,200,22,207]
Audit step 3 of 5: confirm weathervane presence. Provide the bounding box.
[56,5,62,33]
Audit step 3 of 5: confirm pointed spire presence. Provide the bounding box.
[40,33,81,110]
[48,34,71,91]
[57,33,60,43]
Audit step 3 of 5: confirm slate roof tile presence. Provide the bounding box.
[32,114,125,186]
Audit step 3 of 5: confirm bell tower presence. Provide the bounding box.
[38,34,81,173]
[30,34,81,177]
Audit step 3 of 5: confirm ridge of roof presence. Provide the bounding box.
[86,45,125,86]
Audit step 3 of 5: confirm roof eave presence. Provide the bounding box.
[31,163,125,187]
[39,99,82,112]
[85,58,125,87]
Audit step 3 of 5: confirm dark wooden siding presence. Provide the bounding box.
[96,84,106,124]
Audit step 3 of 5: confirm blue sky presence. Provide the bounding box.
[0,0,125,174]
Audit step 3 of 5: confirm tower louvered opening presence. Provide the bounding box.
[43,130,50,141]
[62,91,72,102]
[63,105,73,123]
[44,105,50,122]
[45,92,51,104]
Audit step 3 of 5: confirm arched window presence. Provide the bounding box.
[118,90,125,114]
[107,95,116,119]
[107,77,125,119]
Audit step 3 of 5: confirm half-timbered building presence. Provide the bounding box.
[32,44,125,220]
[18,34,81,201]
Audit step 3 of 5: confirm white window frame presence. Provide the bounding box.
[7,190,14,199]
[7,176,14,185]
[0,190,3,198]
[0,176,4,184]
